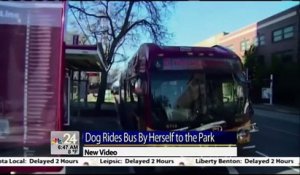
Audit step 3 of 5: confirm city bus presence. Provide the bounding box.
[0,1,65,173]
[116,43,257,146]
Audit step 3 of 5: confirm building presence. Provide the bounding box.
[64,32,89,45]
[196,32,228,47]
[64,31,117,105]
[196,5,300,65]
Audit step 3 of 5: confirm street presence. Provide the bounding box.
[235,108,300,174]
[251,108,299,157]
[64,105,300,174]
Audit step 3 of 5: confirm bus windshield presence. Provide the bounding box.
[151,71,247,124]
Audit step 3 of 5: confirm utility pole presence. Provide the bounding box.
[270,74,273,105]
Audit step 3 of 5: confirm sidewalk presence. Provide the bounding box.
[253,104,300,115]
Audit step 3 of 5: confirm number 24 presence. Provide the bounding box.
[63,133,77,144]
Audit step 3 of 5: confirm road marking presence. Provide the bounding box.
[255,151,300,173]
[242,145,256,150]
[277,169,300,174]
[255,151,269,157]
[289,168,300,173]
[260,125,300,137]
[227,167,239,174]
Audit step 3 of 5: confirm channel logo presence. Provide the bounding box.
[50,131,80,155]
[51,137,63,145]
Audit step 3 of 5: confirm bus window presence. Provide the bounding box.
[222,82,235,102]
[206,73,246,118]
[151,71,205,122]
[151,71,247,123]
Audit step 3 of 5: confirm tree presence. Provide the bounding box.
[243,44,268,103]
[107,68,121,85]
[244,44,300,106]
[243,44,258,82]
[243,45,256,69]
[69,1,173,110]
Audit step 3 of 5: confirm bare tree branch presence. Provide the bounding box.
[114,2,127,17]
[114,52,128,63]
[69,3,109,19]
[80,2,98,43]
[109,37,126,65]
[106,1,135,64]
[105,1,116,39]
[69,1,174,106]
[69,7,92,44]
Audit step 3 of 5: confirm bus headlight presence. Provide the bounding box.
[250,123,259,133]
[237,128,250,140]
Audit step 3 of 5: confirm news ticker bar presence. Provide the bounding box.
[0,157,299,167]
[83,147,237,157]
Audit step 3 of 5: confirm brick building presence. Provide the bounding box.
[196,5,300,65]
[196,5,300,105]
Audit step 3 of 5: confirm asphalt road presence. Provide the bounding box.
[234,108,300,174]
[64,107,300,174]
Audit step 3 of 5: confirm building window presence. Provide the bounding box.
[283,26,294,39]
[240,41,245,51]
[240,40,249,51]
[253,35,265,46]
[246,40,251,49]
[272,25,294,42]
[259,35,265,45]
[272,50,293,63]
[253,37,258,46]
[273,30,282,42]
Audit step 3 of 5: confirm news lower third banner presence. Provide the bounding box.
[0,131,298,167]
[50,131,237,156]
